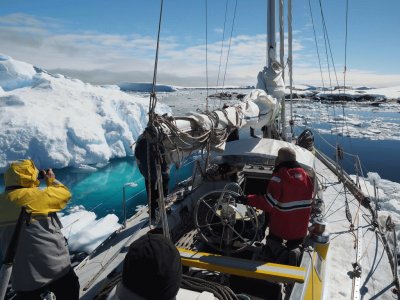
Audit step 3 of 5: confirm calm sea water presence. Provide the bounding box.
[0,156,195,220]
[1,89,399,221]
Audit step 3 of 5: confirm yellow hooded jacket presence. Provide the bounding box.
[0,159,71,227]
[0,160,73,291]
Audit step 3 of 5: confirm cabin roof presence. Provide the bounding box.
[214,138,315,170]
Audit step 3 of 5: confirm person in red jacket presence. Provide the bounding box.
[240,147,314,265]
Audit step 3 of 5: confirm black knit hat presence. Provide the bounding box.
[122,233,182,300]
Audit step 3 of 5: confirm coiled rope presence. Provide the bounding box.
[182,274,238,300]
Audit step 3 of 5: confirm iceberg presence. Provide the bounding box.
[0,54,172,173]
[118,82,178,92]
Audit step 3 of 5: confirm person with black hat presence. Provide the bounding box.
[238,147,314,265]
[107,233,182,300]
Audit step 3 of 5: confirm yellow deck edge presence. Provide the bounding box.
[178,247,306,283]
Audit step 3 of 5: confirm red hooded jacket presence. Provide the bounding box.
[247,161,314,241]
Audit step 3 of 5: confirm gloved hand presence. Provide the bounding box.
[236,195,248,205]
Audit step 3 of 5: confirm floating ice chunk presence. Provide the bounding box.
[368,128,382,134]
[135,205,147,212]
[367,172,381,185]
[350,174,386,200]
[71,164,98,173]
[95,162,109,168]
[60,205,121,254]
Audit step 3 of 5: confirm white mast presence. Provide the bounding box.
[288,0,294,137]
[265,0,276,139]
[279,0,286,140]
[267,0,276,67]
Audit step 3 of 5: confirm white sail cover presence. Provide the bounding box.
[256,58,285,100]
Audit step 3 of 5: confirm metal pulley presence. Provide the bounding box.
[310,217,329,243]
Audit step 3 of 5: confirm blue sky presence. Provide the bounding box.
[1,0,399,87]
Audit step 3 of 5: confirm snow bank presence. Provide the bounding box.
[0,54,172,173]
[59,206,121,254]
[368,86,400,100]
[291,100,400,141]
[313,86,400,101]
[288,84,400,101]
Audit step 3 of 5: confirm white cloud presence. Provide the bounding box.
[0,13,398,88]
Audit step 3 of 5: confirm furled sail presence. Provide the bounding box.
[149,89,281,165]
[256,58,285,100]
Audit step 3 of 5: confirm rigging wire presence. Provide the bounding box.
[318,1,340,89]
[340,0,356,156]
[318,0,350,144]
[148,0,165,123]
[318,6,338,142]
[312,129,373,197]
[319,0,358,192]
[343,0,349,94]
[318,0,333,91]
[221,0,238,89]
[308,0,325,90]
[216,0,230,91]
[316,0,354,159]
[307,0,334,142]
[312,0,359,207]
[215,0,230,110]
[205,0,209,112]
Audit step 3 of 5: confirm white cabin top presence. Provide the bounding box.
[212,138,315,171]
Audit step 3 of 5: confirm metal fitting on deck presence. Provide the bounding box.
[310,217,329,244]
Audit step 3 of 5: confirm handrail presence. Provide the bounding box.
[314,149,370,208]
[121,158,197,226]
[316,148,400,297]
[122,182,138,228]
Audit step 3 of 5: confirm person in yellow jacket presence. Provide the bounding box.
[0,159,80,300]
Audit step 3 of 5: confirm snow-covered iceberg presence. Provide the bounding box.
[0,54,171,173]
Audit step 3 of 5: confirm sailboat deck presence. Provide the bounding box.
[74,155,396,300]
[314,158,395,299]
